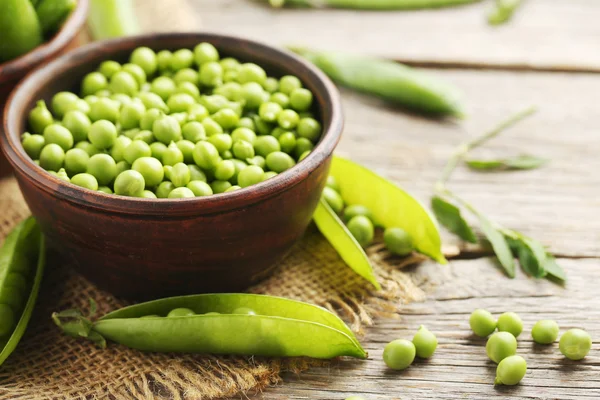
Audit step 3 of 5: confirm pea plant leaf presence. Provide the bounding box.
[466,154,548,171]
[478,216,516,278]
[543,255,567,282]
[431,196,477,244]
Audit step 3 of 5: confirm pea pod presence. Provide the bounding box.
[35,0,77,36]
[328,156,445,263]
[291,48,465,118]
[0,217,46,366]
[0,0,43,62]
[53,294,367,359]
[88,0,140,40]
[270,0,481,9]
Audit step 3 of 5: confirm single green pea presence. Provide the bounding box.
[247,155,266,169]
[134,130,155,144]
[153,115,183,144]
[223,150,234,160]
[0,287,24,310]
[98,186,113,194]
[163,165,173,181]
[219,57,239,71]
[486,332,517,363]
[279,75,302,95]
[412,325,438,359]
[130,46,157,76]
[289,88,314,112]
[148,142,167,161]
[0,304,16,337]
[200,94,229,114]
[295,137,314,159]
[156,181,175,198]
[167,307,195,317]
[263,171,278,181]
[170,163,191,188]
[202,117,224,136]
[89,98,120,123]
[188,165,207,182]
[39,143,65,171]
[151,76,177,101]
[254,136,281,158]
[277,132,296,154]
[95,89,111,98]
[237,117,255,131]
[4,273,27,293]
[98,60,121,79]
[71,173,99,191]
[384,227,414,256]
[137,92,169,112]
[87,154,117,186]
[194,42,219,66]
[62,110,91,143]
[66,98,91,115]
[559,329,592,360]
[84,95,99,106]
[469,309,497,337]
[110,93,133,107]
[167,187,194,198]
[383,339,416,371]
[224,185,241,192]
[171,49,194,71]
[237,63,266,85]
[176,140,196,164]
[56,168,70,182]
[208,134,233,154]
[214,160,236,181]
[167,93,195,113]
[171,112,190,129]
[232,140,255,160]
[322,186,344,214]
[495,355,527,386]
[193,141,221,170]
[212,108,239,130]
[140,108,164,131]
[173,68,199,86]
[124,140,152,165]
[298,150,311,161]
[110,136,133,163]
[259,102,283,123]
[229,159,247,185]
[115,160,131,177]
[182,121,206,142]
[531,320,559,345]
[139,190,157,199]
[118,102,146,130]
[43,124,73,151]
[199,61,223,87]
[231,127,256,144]
[176,81,201,99]
[238,165,265,188]
[265,151,295,173]
[346,216,374,247]
[242,82,268,110]
[22,134,46,160]
[75,141,102,157]
[297,117,322,142]
[325,175,340,192]
[114,170,145,197]
[263,77,279,93]
[277,109,300,130]
[156,50,172,72]
[109,71,139,96]
[210,180,232,194]
[132,157,164,188]
[187,180,213,197]
[223,70,238,83]
[122,63,147,86]
[162,142,184,166]
[343,205,374,223]
[214,82,243,101]
[232,307,257,316]
[88,120,117,150]
[28,100,54,135]
[51,91,79,119]
[270,92,290,109]
[497,312,523,338]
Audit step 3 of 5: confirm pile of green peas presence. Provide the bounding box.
[142,306,257,319]
[469,308,593,386]
[22,43,323,198]
[323,176,414,255]
[383,325,437,371]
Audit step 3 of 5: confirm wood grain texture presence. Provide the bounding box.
[186,0,600,72]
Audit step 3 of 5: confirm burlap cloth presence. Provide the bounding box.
[0,176,438,399]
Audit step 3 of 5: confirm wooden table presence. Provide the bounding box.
[137,1,600,398]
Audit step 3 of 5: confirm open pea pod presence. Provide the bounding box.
[329,156,446,263]
[0,217,46,366]
[54,294,367,359]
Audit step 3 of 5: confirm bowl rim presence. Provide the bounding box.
[2,33,344,216]
[0,0,89,85]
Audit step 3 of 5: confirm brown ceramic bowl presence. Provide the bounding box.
[2,33,343,299]
[0,0,89,177]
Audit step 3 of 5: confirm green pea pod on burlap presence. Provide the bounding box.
[53,294,367,359]
[0,217,46,366]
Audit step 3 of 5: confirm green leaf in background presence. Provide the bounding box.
[313,199,380,290]
[488,0,523,26]
[478,216,515,278]
[431,196,477,244]
[466,155,548,171]
[543,255,567,282]
[514,238,547,279]
[88,0,140,40]
[330,156,446,263]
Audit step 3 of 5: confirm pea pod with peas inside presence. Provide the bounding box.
[53,293,367,359]
[0,217,46,366]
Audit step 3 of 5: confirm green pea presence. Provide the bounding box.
[187,180,213,197]
[0,286,24,310]
[140,108,163,131]
[298,150,311,161]
[115,160,131,176]
[259,102,283,123]
[173,68,199,86]
[98,186,113,194]
[75,141,102,157]
[202,117,224,137]
[497,312,523,338]
[219,57,239,71]
[238,63,266,85]
[39,143,65,171]
[325,175,340,192]
[181,122,206,143]
[130,46,157,76]
[254,136,281,158]
[193,141,221,170]
[232,307,257,316]
[486,332,517,363]
[176,140,196,164]
[277,109,300,130]
[214,82,243,102]
[212,160,234,181]
[162,142,184,166]
[89,98,120,123]
[383,339,416,371]
[167,93,195,113]
[156,50,172,72]
[133,130,154,145]
[237,117,255,131]
[87,154,117,186]
[71,173,99,191]
[412,325,438,358]
[138,190,156,199]
[384,227,413,256]
[276,132,296,154]
[51,91,79,119]
[4,273,27,293]
[167,307,195,317]
[43,124,73,151]
[122,64,147,87]
[98,60,121,79]
[263,77,279,93]
[0,304,15,337]
[343,205,373,223]
[153,115,182,144]
[62,110,91,143]
[28,100,54,135]
[238,165,264,188]
[230,159,247,185]
[210,180,232,194]
[212,108,239,130]
[188,165,207,182]
[56,168,70,182]
[114,170,145,197]
[231,128,256,144]
[137,92,169,112]
[194,42,219,66]
[559,329,592,360]
[170,163,191,188]
[124,140,152,165]
[22,134,46,160]
[156,181,175,198]
[109,136,132,163]
[119,102,146,130]
[263,171,278,181]
[265,151,295,173]
[88,120,117,150]
[531,320,559,345]
[151,76,176,101]
[208,134,233,154]
[289,88,313,112]
[321,187,344,214]
[199,61,223,87]
[170,49,194,71]
[279,75,302,95]
[132,157,164,188]
[247,155,266,169]
[232,140,255,160]
[109,71,139,96]
[495,355,527,386]
[188,104,209,123]
[297,117,322,142]
[346,216,374,247]
[294,137,314,159]
[270,92,290,109]
[176,81,200,99]
[168,187,195,198]
[469,309,497,337]
[242,82,267,110]
[146,143,166,162]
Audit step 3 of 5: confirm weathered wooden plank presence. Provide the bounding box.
[254,257,600,399]
[186,0,600,72]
